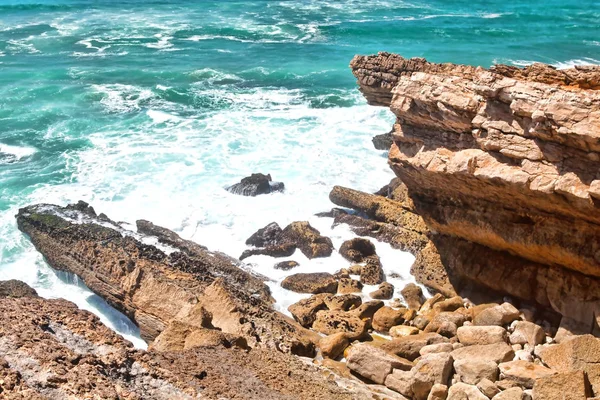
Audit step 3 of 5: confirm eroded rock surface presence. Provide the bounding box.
[0,283,368,399]
[16,202,317,356]
[343,52,600,333]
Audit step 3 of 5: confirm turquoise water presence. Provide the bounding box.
[1,0,599,347]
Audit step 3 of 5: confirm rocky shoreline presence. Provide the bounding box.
[3,54,600,399]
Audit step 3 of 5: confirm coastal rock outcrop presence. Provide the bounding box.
[341,52,600,336]
[16,202,318,356]
[226,173,285,196]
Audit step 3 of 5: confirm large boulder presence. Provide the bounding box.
[451,343,515,364]
[372,131,394,150]
[473,303,520,326]
[381,332,447,361]
[411,352,454,400]
[537,335,600,394]
[338,278,363,293]
[245,222,283,247]
[325,294,362,311]
[281,273,338,294]
[385,369,414,398]
[372,306,407,333]
[280,221,334,259]
[447,382,488,400]
[457,326,508,346]
[346,343,413,384]
[288,293,332,327]
[339,238,377,262]
[401,283,426,310]
[239,242,296,260]
[498,360,556,389]
[226,173,284,196]
[318,332,350,359]
[532,370,589,400]
[508,321,545,346]
[454,358,499,385]
[312,310,368,340]
[360,261,385,285]
[370,282,394,300]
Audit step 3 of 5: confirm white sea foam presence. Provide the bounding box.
[505,58,600,69]
[91,83,157,113]
[0,144,37,160]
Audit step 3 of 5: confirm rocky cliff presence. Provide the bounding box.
[16,201,318,355]
[341,53,600,339]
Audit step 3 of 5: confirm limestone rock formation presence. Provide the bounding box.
[16,202,318,356]
[342,52,600,335]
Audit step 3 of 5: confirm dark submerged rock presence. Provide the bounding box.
[245,222,283,247]
[226,173,285,196]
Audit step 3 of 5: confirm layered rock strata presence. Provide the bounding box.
[344,53,600,336]
[16,202,318,356]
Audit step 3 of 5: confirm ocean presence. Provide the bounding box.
[1,0,599,348]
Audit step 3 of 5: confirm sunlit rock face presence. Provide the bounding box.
[350,53,600,334]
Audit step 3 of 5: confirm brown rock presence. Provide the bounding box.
[373,306,407,333]
[385,369,414,398]
[337,277,363,294]
[16,203,317,356]
[498,360,556,389]
[319,333,349,359]
[454,358,499,385]
[312,310,368,340]
[537,335,600,394]
[492,387,524,400]
[244,221,282,247]
[420,343,454,356]
[0,291,362,400]
[474,303,521,327]
[325,294,362,311]
[509,321,545,346]
[281,221,334,259]
[447,382,488,400]
[390,325,420,338]
[0,280,38,298]
[411,352,454,400]
[370,282,395,300]
[477,378,501,398]
[281,273,338,294]
[428,384,449,400]
[346,343,413,384]
[433,296,464,313]
[425,311,468,334]
[382,332,447,361]
[339,237,377,262]
[451,343,515,364]
[402,283,426,310]
[274,260,300,270]
[457,326,508,346]
[350,53,600,329]
[532,370,590,400]
[349,300,385,320]
[360,261,385,285]
[288,293,332,327]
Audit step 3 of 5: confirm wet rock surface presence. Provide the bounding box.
[226,173,284,196]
